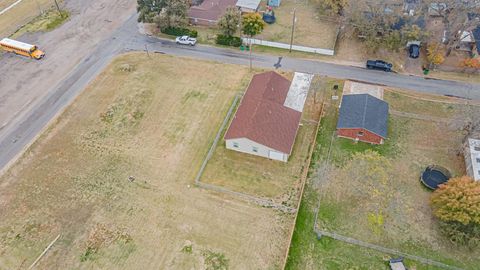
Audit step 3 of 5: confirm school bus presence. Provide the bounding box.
[0,38,45,59]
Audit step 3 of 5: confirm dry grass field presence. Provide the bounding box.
[258,0,339,49]
[287,86,480,269]
[0,0,55,37]
[0,53,292,269]
[201,79,322,207]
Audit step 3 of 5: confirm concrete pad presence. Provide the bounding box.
[284,72,314,112]
[343,81,384,100]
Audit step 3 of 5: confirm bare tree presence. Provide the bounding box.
[424,0,480,56]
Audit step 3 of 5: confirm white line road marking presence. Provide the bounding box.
[0,0,24,15]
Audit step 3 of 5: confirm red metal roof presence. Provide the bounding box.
[224,71,302,154]
[188,0,237,22]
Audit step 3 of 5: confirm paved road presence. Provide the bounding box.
[0,13,479,172]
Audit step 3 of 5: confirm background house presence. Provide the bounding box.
[188,0,237,26]
[236,0,261,13]
[224,71,312,162]
[336,94,389,145]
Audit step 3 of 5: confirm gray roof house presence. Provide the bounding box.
[337,94,389,144]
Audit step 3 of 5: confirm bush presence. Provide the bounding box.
[439,221,480,249]
[216,35,242,47]
[161,27,198,38]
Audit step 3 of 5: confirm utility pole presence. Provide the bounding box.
[53,0,61,14]
[289,8,296,53]
[249,38,252,70]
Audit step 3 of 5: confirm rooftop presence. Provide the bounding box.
[236,0,261,10]
[225,71,310,154]
[337,94,389,138]
[188,0,237,22]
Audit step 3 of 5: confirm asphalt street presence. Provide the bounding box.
[0,13,479,172]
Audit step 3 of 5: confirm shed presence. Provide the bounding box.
[224,71,313,162]
[236,0,261,13]
[268,0,281,7]
[188,0,237,26]
[389,258,407,270]
[337,94,389,145]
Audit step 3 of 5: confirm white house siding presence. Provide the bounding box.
[464,138,480,181]
[225,138,288,162]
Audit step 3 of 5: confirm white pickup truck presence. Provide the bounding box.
[175,36,197,46]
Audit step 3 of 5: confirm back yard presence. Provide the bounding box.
[286,82,480,269]
[200,75,323,207]
[0,53,292,269]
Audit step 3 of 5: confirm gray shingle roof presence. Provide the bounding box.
[337,94,389,138]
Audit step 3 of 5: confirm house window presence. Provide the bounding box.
[477,158,480,163]
[357,131,364,136]
[233,142,239,148]
[475,146,480,151]
[252,146,258,153]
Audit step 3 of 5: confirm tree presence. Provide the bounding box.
[431,176,480,247]
[137,0,166,23]
[427,42,445,68]
[423,0,480,56]
[349,2,399,52]
[401,25,427,42]
[153,0,189,30]
[241,13,265,37]
[241,13,265,69]
[460,58,480,71]
[320,0,348,15]
[218,7,241,37]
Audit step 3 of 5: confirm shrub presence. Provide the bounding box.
[161,27,198,38]
[216,35,242,47]
[431,176,480,248]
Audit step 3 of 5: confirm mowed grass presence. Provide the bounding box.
[286,88,480,269]
[258,0,339,49]
[0,53,291,269]
[201,86,322,205]
[11,8,69,38]
[0,0,54,37]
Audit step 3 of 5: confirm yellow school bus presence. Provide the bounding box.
[0,38,45,59]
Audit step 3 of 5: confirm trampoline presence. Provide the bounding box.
[420,165,451,190]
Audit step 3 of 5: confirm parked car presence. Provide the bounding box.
[366,60,393,72]
[408,44,420,58]
[175,36,197,46]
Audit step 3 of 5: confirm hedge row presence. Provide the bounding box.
[216,35,242,47]
[161,27,198,38]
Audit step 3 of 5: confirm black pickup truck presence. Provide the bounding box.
[366,60,393,72]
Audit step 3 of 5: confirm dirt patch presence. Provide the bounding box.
[0,53,291,269]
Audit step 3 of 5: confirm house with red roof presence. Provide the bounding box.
[224,71,312,162]
[188,0,238,26]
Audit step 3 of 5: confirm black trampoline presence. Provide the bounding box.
[420,165,451,190]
